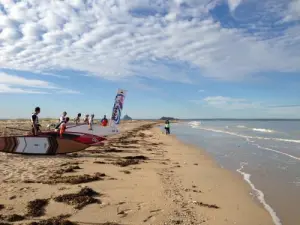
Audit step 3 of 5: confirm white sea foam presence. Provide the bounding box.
[253,128,275,133]
[237,163,282,225]
[188,126,300,160]
[188,121,201,128]
[190,126,300,144]
[252,144,300,161]
[237,125,246,128]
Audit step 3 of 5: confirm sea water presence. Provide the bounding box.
[170,120,300,225]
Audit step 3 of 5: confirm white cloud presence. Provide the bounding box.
[282,0,300,22]
[57,89,81,94]
[227,0,243,12]
[198,96,259,110]
[0,84,47,94]
[0,72,54,88]
[0,0,298,82]
[0,72,79,94]
[191,96,300,117]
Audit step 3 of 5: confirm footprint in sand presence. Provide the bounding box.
[143,209,163,223]
[117,208,132,217]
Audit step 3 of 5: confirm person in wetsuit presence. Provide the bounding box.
[31,107,41,136]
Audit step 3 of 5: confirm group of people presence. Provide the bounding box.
[31,107,109,137]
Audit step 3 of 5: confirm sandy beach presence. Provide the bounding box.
[0,120,274,225]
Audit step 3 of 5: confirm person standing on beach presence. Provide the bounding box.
[165,120,170,135]
[101,115,108,126]
[88,114,94,130]
[31,107,41,136]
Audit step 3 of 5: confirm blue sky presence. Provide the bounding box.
[0,0,300,119]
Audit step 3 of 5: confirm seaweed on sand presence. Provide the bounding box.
[57,165,82,174]
[103,148,123,153]
[114,159,140,167]
[123,155,149,160]
[26,214,76,225]
[114,155,149,167]
[93,161,107,164]
[42,173,106,185]
[53,187,100,209]
[27,199,49,217]
[194,201,220,209]
[4,214,25,222]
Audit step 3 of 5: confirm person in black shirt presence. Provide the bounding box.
[31,107,41,136]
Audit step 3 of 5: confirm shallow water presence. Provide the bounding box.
[171,120,300,225]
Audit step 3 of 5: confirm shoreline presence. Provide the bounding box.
[0,120,274,224]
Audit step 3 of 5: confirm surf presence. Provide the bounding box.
[237,162,282,225]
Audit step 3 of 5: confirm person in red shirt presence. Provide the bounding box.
[101,115,108,126]
[59,117,69,138]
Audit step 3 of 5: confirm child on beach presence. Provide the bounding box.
[165,120,170,135]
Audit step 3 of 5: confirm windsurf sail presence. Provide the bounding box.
[110,88,127,131]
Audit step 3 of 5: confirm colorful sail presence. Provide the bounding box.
[110,89,127,129]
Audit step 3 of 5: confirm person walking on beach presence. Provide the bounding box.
[165,120,170,135]
[31,107,41,136]
[88,114,94,130]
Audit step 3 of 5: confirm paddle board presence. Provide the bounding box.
[0,136,89,155]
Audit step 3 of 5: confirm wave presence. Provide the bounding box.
[236,125,275,133]
[252,128,275,133]
[251,143,300,161]
[190,126,300,144]
[237,163,282,225]
[188,121,201,128]
[187,126,300,161]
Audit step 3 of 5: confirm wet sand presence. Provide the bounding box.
[0,120,273,224]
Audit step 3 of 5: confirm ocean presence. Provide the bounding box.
[169,120,300,225]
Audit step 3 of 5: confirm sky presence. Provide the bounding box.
[0,0,300,119]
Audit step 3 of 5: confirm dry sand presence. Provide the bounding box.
[0,120,274,225]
